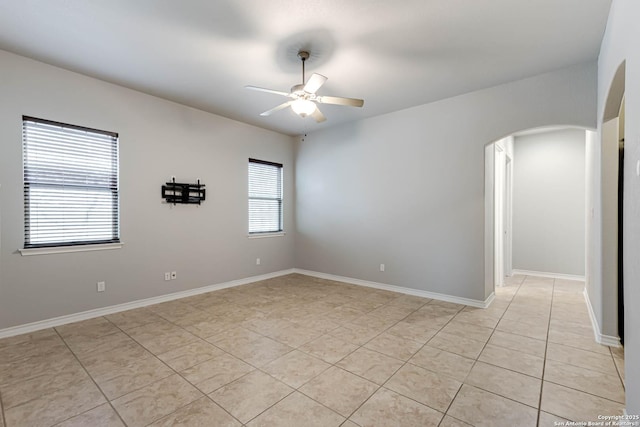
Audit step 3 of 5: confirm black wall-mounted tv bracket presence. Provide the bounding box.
[161,177,206,205]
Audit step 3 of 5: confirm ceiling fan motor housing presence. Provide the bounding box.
[290,84,306,95]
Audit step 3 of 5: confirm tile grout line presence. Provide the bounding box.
[467,275,549,418]
[436,275,600,423]
[237,288,422,424]
[609,346,626,390]
[239,388,297,426]
[297,314,412,423]
[444,274,526,419]
[298,297,435,422]
[2,274,615,426]
[536,277,557,426]
[537,279,627,422]
[61,311,242,425]
[539,378,626,405]
[355,275,538,424]
[126,291,382,425]
[0,390,6,427]
[281,297,444,424]
[438,274,557,419]
[102,316,247,426]
[346,284,517,423]
[335,298,475,423]
[540,283,628,414]
[52,327,129,427]
[137,301,332,425]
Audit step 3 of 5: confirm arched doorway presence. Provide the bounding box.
[486,127,591,291]
[596,61,626,345]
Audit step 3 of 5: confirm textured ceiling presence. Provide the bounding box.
[0,0,611,136]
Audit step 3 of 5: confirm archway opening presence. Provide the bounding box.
[593,60,626,345]
[485,126,592,296]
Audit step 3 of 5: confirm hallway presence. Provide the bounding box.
[489,275,625,425]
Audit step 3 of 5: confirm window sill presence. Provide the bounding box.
[19,242,124,256]
[247,232,286,239]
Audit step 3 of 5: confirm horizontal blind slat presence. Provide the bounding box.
[23,117,120,248]
[248,159,283,234]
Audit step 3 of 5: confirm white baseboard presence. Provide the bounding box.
[583,288,621,347]
[511,269,585,281]
[293,268,494,309]
[0,268,495,339]
[0,269,296,339]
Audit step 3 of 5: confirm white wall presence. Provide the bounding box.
[512,129,586,277]
[0,50,296,329]
[493,135,514,285]
[600,118,621,340]
[295,63,596,303]
[484,144,496,296]
[585,129,601,328]
[598,0,640,413]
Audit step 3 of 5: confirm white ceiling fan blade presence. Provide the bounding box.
[311,107,326,123]
[317,95,364,107]
[303,73,328,94]
[245,85,290,97]
[260,101,293,116]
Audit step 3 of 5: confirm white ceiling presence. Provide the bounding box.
[0,0,611,136]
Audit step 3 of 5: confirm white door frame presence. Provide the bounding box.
[494,145,506,286]
[504,154,513,277]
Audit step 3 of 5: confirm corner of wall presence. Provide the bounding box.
[583,287,620,347]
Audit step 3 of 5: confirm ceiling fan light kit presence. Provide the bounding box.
[245,50,364,123]
[291,99,317,116]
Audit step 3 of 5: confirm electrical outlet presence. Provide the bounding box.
[380,264,385,272]
[256,258,261,265]
[171,271,177,280]
[97,281,106,292]
[164,272,171,281]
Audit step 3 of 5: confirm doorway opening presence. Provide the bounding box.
[600,60,625,346]
[617,96,625,345]
[485,128,589,291]
[492,138,513,286]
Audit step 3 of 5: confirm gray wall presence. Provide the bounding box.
[598,0,639,413]
[295,63,596,302]
[512,129,586,276]
[0,50,296,329]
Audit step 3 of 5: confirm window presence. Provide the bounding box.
[22,116,120,248]
[248,158,283,234]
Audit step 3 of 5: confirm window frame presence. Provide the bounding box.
[22,116,120,251]
[248,158,284,235]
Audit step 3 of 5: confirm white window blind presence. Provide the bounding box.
[23,116,120,248]
[248,158,283,234]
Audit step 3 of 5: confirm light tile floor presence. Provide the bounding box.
[0,274,626,426]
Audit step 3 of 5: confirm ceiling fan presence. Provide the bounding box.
[245,50,364,123]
